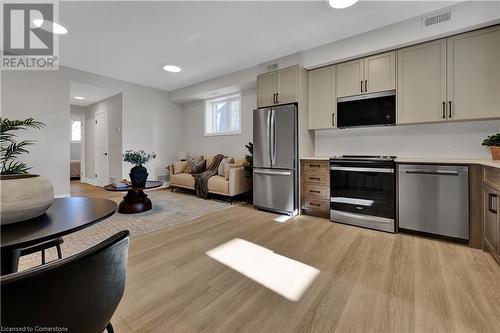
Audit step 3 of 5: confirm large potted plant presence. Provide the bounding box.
[482,133,500,160]
[244,142,253,203]
[123,150,156,188]
[0,117,54,224]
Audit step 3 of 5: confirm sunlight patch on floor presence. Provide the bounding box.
[274,215,294,223]
[206,238,320,302]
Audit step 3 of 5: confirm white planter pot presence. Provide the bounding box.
[0,174,54,225]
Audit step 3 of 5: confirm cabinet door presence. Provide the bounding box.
[484,185,498,254]
[307,66,336,130]
[364,51,396,93]
[397,39,447,124]
[336,59,363,97]
[257,71,277,108]
[447,26,500,120]
[276,66,299,104]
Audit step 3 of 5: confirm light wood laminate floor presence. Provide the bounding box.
[73,181,500,333]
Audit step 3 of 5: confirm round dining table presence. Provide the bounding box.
[0,197,117,275]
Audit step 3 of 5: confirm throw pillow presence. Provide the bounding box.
[183,155,204,173]
[189,159,206,174]
[217,157,234,176]
[172,161,187,174]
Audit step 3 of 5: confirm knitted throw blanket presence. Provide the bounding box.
[193,154,225,198]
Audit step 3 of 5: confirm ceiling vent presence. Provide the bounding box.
[423,12,451,27]
[267,63,279,71]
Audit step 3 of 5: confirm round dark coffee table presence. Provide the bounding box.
[104,181,163,214]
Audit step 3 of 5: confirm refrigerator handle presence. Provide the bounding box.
[271,109,277,165]
[267,110,272,166]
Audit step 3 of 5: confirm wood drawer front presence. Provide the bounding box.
[303,161,329,173]
[485,167,500,190]
[303,173,328,185]
[304,185,329,199]
[302,198,329,211]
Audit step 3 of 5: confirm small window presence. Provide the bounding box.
[205,94,241,136]
[71,120,81,142]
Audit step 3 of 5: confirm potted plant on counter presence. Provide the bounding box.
[482,133,500,160]
[123,150,156,188]
[0,117,54,225]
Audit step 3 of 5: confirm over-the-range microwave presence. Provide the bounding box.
[337,90,396,128]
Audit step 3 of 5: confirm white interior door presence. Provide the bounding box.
[95,109,109,186]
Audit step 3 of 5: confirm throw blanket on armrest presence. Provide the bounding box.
[193,154,225,198]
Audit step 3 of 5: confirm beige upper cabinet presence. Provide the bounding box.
[336,59,363,98]
[257,65,300,108]
[447,26,500,120]
[397,39,447,124]
[277,66,299,104]
[364,51,396,93]
[257,71,277,108]
[308,66,336,130]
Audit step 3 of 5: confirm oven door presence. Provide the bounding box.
[330,163,395,220]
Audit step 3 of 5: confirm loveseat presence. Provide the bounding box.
[168,155,251,199]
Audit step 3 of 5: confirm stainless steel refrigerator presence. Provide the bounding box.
[253,104,298,215]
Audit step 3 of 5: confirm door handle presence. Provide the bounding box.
[103,152,108,156]
[442,102,446,119]
[332,113,335,127]
[489,193,498,214]
[364,80,367,93]
[449,101,452,118]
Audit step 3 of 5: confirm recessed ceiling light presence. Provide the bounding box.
[73,96,85,100]
[163,65,182,73]
[328,0,359,9]
[33,19,68,34]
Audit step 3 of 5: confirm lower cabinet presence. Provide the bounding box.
[484,167,500,264]
[301,160,330,218]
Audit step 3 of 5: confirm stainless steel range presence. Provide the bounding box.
[330,155,396,233]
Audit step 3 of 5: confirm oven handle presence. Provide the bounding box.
[330,166,394,174]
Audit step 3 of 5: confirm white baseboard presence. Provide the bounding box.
[55,194,71,198]
[82,178,97,186]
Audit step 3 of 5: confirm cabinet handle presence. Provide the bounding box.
[364,80,367,93]
[276,93,279,103]
[273,93,276,104]
[309,177,321,180]
[309,164,321,168]
[442,102,446,119]
[332,113,335,127]
[309,202,321,207]
[489,193,498,214]
[449,101,452,118]
[309,190,321,193]
[360,81,363,93]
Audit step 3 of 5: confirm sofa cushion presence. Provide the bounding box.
[171,173,195,188]
[172,161,187,174]
[207,175,229,195]
[189,159,206,174]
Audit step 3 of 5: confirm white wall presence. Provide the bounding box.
[1,67,183,196]
[180,89,255,158]
[315,120,500,159]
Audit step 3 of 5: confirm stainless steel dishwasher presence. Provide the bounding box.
[398,164,469,240]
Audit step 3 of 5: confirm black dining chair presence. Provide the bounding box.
[19,237,65,265]
[1,230,130,333]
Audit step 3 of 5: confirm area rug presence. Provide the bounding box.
[18,188,233,271]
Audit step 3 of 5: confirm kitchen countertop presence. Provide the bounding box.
[301,157,500,169]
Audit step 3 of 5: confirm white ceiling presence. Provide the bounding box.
[70,82,121,106]
[59,1,456,92]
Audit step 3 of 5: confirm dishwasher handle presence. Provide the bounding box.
[404,170,459,176]
[489,193,498,214]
